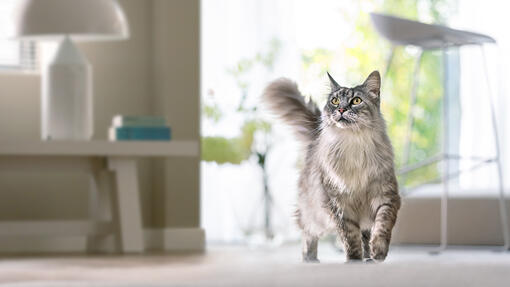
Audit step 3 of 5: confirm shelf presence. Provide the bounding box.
[0,140,199,157]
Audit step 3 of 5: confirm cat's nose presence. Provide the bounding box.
[338,108,345,114]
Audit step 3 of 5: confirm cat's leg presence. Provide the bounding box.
[302,233,319,263]
[370,197,400,262]
[361,230,371,260]
[337,215,363,261]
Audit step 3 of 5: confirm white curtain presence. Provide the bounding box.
[201,0,301,243]
[454,0,510,193]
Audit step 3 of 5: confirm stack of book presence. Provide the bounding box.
[108,115,171,141]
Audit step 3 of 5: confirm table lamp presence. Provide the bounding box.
[13,0,129,140]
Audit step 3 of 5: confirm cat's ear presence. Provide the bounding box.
[327,72,340,91]
[363,70,381,97]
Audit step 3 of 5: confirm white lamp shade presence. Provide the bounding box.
[14,0,129,41]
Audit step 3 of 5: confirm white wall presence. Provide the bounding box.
[151,0,201,228]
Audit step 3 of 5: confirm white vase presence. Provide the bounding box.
[41,36,93,140]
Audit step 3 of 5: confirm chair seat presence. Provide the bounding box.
[370,13,495,49]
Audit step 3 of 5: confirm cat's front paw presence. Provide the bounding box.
[303,253,320,263]
[370,237,389,262]
[345,258,363,264]
[303,257,320,263]
[345,252,363,263]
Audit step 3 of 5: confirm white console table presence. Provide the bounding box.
[0,141,199,253]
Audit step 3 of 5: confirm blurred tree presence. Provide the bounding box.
[201,39,281,240]
[201,0,455,243]
[300,0,452,190]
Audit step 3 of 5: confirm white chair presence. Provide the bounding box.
[370,13,509,252]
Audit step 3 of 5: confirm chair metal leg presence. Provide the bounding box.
[480,46,510,251]
[383,46,395,80]
[401,50,424,193]
[494,153,509,251]
[439,49,450,253]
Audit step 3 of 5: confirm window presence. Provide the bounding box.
[201,0,454,243]
[0,0,37,70]
[201,0,510,243]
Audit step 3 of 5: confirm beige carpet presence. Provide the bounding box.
[1,244,510,286]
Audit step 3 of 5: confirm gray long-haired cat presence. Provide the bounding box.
[263,71,400,262]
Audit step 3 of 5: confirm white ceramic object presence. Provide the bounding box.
[42,36,92,140]
[13,0,129,140]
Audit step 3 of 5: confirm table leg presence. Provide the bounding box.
[108,157,144,253]
[86,169,116,253]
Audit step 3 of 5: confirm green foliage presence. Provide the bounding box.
[202,103,222,123]
[202,0,452,189]
[300,0,451,188]
[226,59,254,92]
[301,48,334,71]
[226,39,282,111]
[240,119,271,151]
[202,40,281,164]
[201,136,249,164]
[255,39,282,70]
[201,118,271,164]
[380,0,447,187]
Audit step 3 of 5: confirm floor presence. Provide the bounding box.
[1,244,510,287]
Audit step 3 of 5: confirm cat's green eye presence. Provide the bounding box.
[352,97,362,105]
[330,97,340,105]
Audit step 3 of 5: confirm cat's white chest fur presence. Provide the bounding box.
[318,128,381,193]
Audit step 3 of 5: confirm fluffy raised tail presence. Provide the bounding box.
[263,78,321,143]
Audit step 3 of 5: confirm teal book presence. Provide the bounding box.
[109,126,171,141]
[112,115,166,127]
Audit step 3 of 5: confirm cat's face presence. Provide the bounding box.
[323,71,381,130]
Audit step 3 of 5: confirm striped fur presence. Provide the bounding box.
[263,71,400,263]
